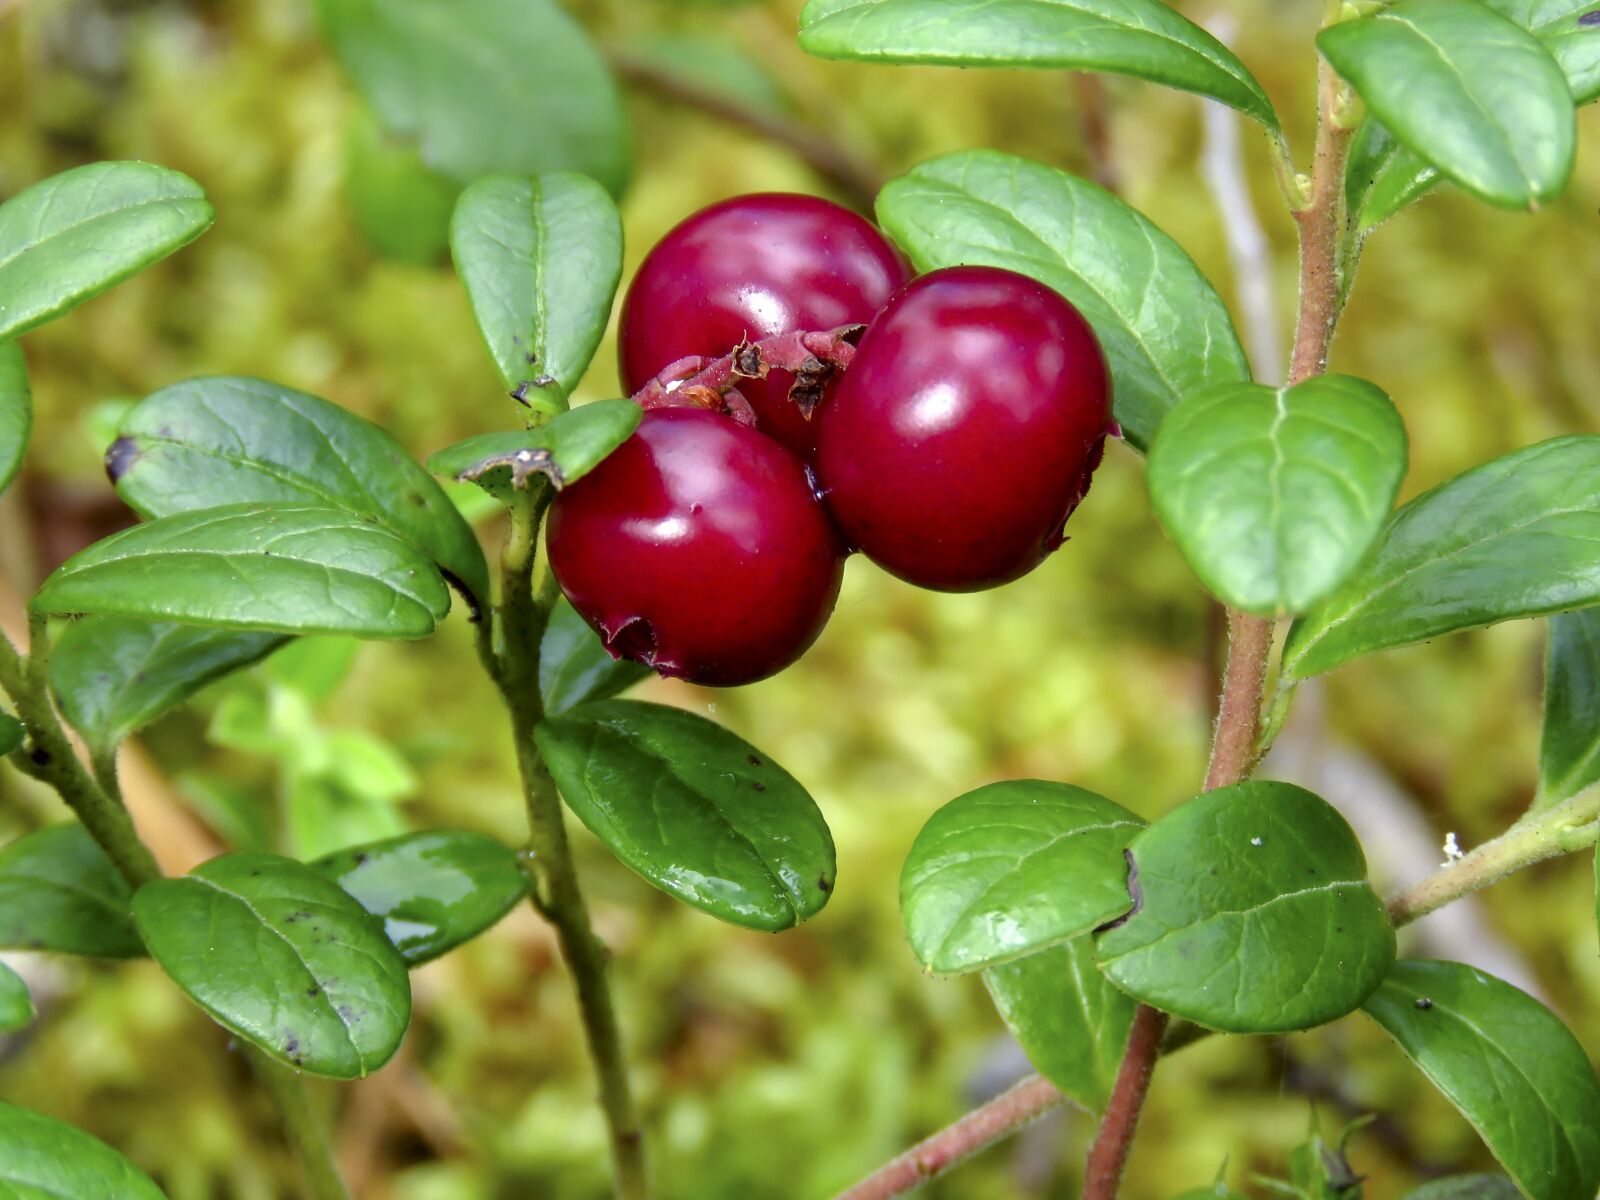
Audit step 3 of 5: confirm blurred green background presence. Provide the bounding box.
[1,0,1598,1196]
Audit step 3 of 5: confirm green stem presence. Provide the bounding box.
[242,1044,353,1200]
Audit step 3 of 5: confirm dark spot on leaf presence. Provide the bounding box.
[817,874,832,893]
[752,781,766,792]
[306,986,319,997]
[1095,850,1142,932]
[284,1036,299,1057]
[28,747,49,766]
[1580,8,1600,26]
[104,436,142,484]
[747,755,762,766]
[354,852,369,866]
[1415,997,1433,1010]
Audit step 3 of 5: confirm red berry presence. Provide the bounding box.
[547,407,846,687]
[619,194,908,455]
[815,265,1112,592]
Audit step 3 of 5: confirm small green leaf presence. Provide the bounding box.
[1284,437,1600,681]
[536,700,835,932]
[1318,0,1576,210]
[315,830,530,965]
[1402,1177,1521,1200]
[540,597,650,717]
[877,150,1249,451]
[344,103,458,266]
[0,341,29,498]
[51,618,286,755]
[1481,0,1600,103]
[0,824,142,958]
[0,1101,168,1199]
[314,0,630,195]
[450,174,623,408]
[1363,959,1600,1200]
[1538,609,1600,807]
[0,713,20,758]
[1149,376,1406,615]
[32,503,450,639]
[901,779,1144,974]
[0,961,33,1032]
[797,0,1278,130]
[134,852,412,1078]
[112,375,488,608]
[0,161,213,342]
[1096,782,1395,1033]
[982,937,1135,1112]
[1345,120,1439,233]
[427,399,641,504]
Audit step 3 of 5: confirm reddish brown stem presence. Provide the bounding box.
[1081,1005,1171,1200]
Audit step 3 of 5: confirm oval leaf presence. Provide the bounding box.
[0,161,213,342]
[1404,1178,1521,1200]
[315,830,529,965]
[1345,120,1440,233]
[901,779,1144,974]
[0,713,20,758]
[540,597,650,717]
[1317,0,1576,210]
[0,1101,167,1200]
[51,618,286,755]
[536,700,835,932]
[0,825,141,958]
[314,0,630,195]
[1538,609,1600,807]
[1363,959,1600,1200]
[982,937,1135,1112]
[450,173,623,408]
[1148,375,1407,615]
[345,103,457,266]
[797,0,1278,130]
[1284,437,1600,681]
[31,503,450,639]
[1096,781,1395,1033]
[427,399,641,504]
[134,852,412,1078]
[111,376,488,608]
[0,961,33,1033]
[0,341,29,498]
[877,150,1249,451]
[1483,0,1600,103]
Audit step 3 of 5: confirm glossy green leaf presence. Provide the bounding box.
[540,597,650,717]
[1284,437,1600,681]
[51,618,286,754]
[982,937,1134,1112]
[344,103,457,266]
[111,375,488,608]
[32,503,450,639]
[537,700,835,932]
[1363,959,1600,1200]
[0,1101,168,1200]
[134,852,411,1078]
[1097,781,1395,1033]
[0,824,142,958]
[450,174,623,408]
[1402,1177,1521,1200]
[1318,0,1576,210]
[1148,376,1407,615]
[1345,120,1439,233]
[314,0,630,195]
[1483,0,1600,103]
[0,713,20,758]
[0,161,213,342]
[877,150,1249,451]
[428,399,641,505]
[315,830,529,965]
[0,961,33,1032]
[901,779,1144,974]
[1538,609,1600,806]
[798,0,1277,130]
[0,341,29,498]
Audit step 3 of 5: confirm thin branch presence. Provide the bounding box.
[1071,73,1119,192]
[1081,1005,1170,1199]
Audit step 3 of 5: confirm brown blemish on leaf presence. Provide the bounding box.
[104,436,142,484]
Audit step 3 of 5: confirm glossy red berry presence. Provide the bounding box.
[619,193,909,455]
[815,265,1112,593]
[547,407,846,687]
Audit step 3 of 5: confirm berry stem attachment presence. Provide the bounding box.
[630,325,861,423]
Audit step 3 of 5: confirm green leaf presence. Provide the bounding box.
[1284,437,1600,681]
[50,618,286,755]
[1345,120,1439,233]
[0,161,213,342]
[1147,375,1407,615]
[428,399,641,505]
[1363,959,1600,1200]
[450,174,623,408]
[0,713,20,758]
[0,824,142,958]
[900,779,1144,974]
[1482,0,1600,103]
[540,597,650,717]
[133,852,412,1078]
[32,503,451,639]
[1402,1177,1521,1200]
[1317,0,1576,210]
[982,937,1135,1112]
[314,0,630,195]
[1538,609,1600,806]
[536,700,835,932]
[0,341,29,498]
[877,150,1249,451]
[797,0,1278,131]
[314,830,529,965]
[344,103,458,266]
[617,33,793,119]
[1096,781,1395,1033]
[0,1100,168,1199]
[0,961,33,1032]
[111,375,488,609]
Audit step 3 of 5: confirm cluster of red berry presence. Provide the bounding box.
[547,194,1115,687]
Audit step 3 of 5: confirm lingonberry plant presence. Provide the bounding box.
[2,0,1600,1198]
